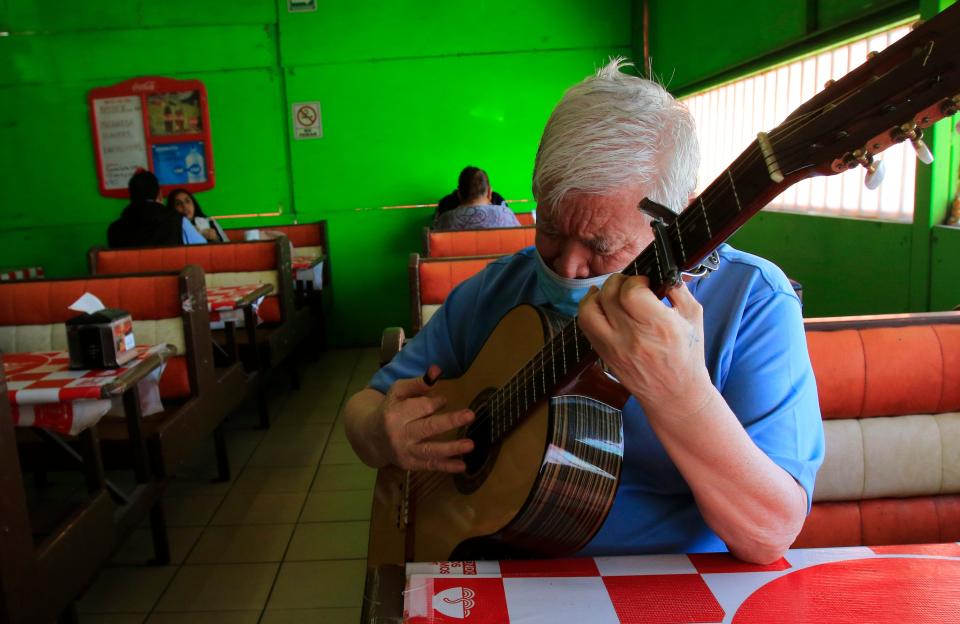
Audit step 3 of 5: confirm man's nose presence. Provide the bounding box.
[552,242,592,279]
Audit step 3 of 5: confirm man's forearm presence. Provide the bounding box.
[645,381,808,564]
[343,387,390,468]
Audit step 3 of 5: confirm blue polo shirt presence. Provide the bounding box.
[369,244,824,556]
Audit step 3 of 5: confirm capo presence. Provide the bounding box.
[683,250,720,279]
[650,218,683,289]
[642,198,721,282]
[639,198,677,224]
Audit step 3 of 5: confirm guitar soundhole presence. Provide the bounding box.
[454,388,500,495]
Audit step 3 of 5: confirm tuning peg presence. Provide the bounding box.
[851,149,885,190]
[912,137,934,164]
[894,123,934,164]
[864,159,886,190]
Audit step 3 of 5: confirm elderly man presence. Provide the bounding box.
[344,59,823,564]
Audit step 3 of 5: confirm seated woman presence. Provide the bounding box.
[107,170,207,248]
[433,166,519,231]
[167,188,227,242]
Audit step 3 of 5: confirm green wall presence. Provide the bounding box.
[0,0,629,344]
[2,0,957,345]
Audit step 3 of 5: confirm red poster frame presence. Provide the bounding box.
[89,76,215,198]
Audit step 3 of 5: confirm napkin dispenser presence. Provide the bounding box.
[66,308,137,369]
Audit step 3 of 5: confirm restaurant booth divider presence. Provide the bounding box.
[88,238,318,423]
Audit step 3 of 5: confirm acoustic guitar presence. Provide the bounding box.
[368,3,960,565]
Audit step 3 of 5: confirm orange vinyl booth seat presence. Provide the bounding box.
[794,311,960,548]
[515,211,536,226]
[0,267,248,476]
[223,220,331,286]
[89,239,309,369]
[224,220,327,248]
[409,253,504,333]
[423,225,537,258]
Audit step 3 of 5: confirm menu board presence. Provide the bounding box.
[93,96,149,191]
[89,77,215,198]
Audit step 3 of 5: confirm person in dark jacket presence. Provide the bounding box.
[107,171,206,248]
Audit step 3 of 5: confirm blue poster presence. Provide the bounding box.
[152,141,207,185]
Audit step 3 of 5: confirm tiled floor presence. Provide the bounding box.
[76,348,380,624]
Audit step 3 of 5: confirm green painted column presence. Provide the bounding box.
[909,0,959,310]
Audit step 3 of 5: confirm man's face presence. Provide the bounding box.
[535,185,653,278]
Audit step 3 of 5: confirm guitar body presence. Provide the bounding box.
[367,304,630,564]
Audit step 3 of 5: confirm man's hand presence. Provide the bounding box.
[577,274,712,415]
[376,366,476,472]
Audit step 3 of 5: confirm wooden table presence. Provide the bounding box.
[371,543,960,623]
[207,283,273,363]
[4,344,176,563]
[207,283,273,428]
[4,344,174,435]
[292,253,325,303]
[0,346,178,621]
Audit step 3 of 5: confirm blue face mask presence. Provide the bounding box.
[534,249,615,317]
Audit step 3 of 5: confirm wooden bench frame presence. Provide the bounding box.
[408,253,505,334]
[88,237,316,376]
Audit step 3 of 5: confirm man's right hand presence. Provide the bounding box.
[374,367,475,473]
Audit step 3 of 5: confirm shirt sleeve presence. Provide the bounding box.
[181,217,208,245]
[721,290,825,511]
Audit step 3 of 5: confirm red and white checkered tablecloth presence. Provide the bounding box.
[4,345,168,435]
[291,255,319,271]
[207,284,266,325]
[403,543,960,623]
[5,345,165,405]
[10,400,112,436]
[0,266,44,281]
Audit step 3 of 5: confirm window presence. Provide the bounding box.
[682,23,916,221]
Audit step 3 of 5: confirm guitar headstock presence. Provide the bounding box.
[770,5,960,183]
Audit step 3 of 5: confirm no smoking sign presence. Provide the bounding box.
[292,102,322,140]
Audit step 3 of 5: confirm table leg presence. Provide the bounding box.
[224,320,239,364]
[121,387,150,483]
[121,386,171,564]
[76,429,106,496]
[243,305,270,429]
[149,501,170,566]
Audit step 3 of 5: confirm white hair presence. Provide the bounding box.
[532,57,700,215]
